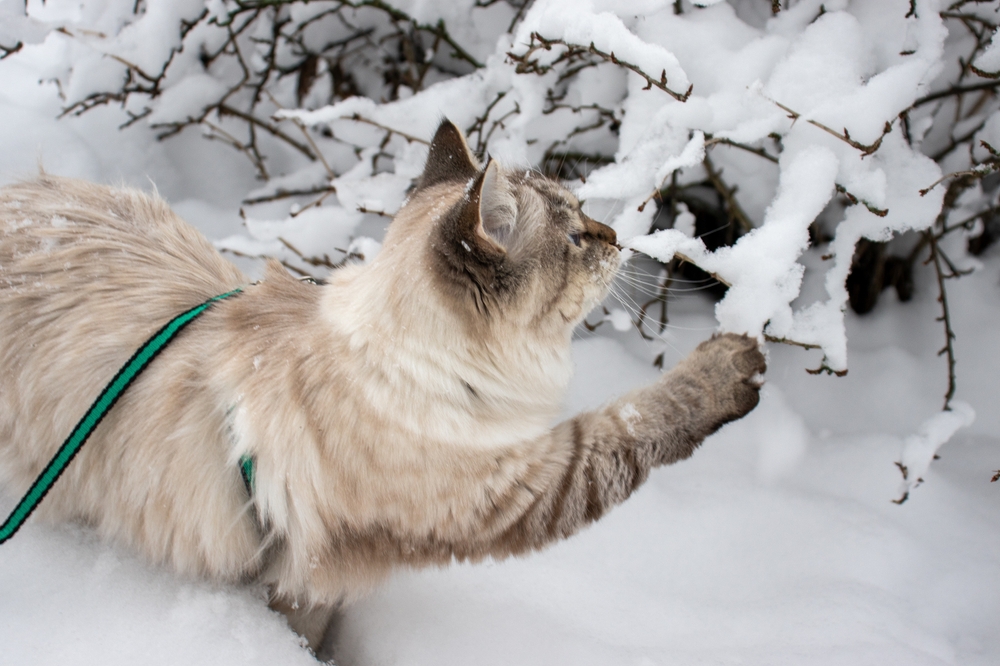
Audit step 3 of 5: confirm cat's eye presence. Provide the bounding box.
[568,232,582,247]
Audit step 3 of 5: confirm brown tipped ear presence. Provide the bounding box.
[415,119,480,192]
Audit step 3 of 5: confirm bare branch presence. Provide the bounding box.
[704,134,779,163]
[508,32,693,102]
[924,230,961,410]
[835,184,889,217]
[763,335,821,351]
[770,97,892,157]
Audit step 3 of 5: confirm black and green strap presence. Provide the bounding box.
[0,288,244,544]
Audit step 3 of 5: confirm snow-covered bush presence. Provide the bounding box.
[6,0,998,497]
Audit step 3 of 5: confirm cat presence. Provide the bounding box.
[0,119,765,653]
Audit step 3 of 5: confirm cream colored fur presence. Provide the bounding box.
[0,122,765,652]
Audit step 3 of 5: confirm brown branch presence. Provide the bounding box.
[763,335,821,351]
[673,252,730,286]
[345,113,430,144]
[703,153,754,233]
[242,185,337,205]
[924,230,960,410]
[919,163,999,196]
[914,79,1000,106]
[705,135,779,163]
[216,104,317,160]
[806,361,849,377]
[634,272,672,341]
[0,40,23,60]
[466,90,509,156]
[771,98,893,157]
[278,236,340,269]
[202,119,270,180]
[339,0,484,68]
[356,205,393,217]
[509,32,692,102]
[835,184,889,217]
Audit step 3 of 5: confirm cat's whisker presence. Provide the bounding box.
[615,265,719,286]
[607,284,670,341]
[606,286,689,360]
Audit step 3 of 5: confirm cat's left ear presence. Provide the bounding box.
[447,158,518,259]
[414,119,480,192]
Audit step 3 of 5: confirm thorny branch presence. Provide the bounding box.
[508,32,693,102]
[771,98,893,157]
[925,230,964,411]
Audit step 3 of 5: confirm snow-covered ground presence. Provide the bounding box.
[1,1,999,664]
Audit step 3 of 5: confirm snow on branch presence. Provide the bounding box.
[507,32,692,102]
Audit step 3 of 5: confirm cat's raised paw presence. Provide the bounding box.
[686,332,767,430]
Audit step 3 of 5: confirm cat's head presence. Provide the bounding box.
[378,119,620,338]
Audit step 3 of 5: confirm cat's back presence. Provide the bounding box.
[0,175,244,301]
[0,175,245,340]
[0,175,246,476]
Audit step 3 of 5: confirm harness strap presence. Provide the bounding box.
[0,288,244,544]
[239,454,256,496]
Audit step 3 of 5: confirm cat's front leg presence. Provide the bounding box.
[486,333,765,553]
[628,331,767,465]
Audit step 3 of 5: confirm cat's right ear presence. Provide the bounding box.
[414,119,480,192]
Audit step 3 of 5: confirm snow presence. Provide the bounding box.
[0,0,999,664]
[626,145,841,344]
[515,0,691,93]
[146,74,228,125]
[974,28,1000,75]
[897,401,976,501]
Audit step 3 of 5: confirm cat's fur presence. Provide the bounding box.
[0,120,765,651]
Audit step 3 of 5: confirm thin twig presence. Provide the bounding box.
[914,80,1000,107]
[705,135,779,163]
[919,163,999,195]
[702,153,754,233]
[835,184,889,217]
[509,32,693,102]
[243,185,337,205]
[763,335,821,350]
[347,113,430,144]
[924,231,960,410]
[771,98,893,157]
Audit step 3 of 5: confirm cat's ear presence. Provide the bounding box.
[445,158,517,260]
[415,119,480,191]
[478,159,517,247]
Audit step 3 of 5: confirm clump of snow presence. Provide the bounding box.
[147,74,228,125]
[607,307,632,332]
[617,402,642,436]
[672,201,696,237]
[897,401,976,501]
[973,28,1000,75]
[346,236,382,264]
[514,0,691,95]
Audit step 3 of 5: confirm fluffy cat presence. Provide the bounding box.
[0,120,765,652]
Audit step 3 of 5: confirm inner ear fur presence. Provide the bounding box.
[478,159,518,247]
[444,164,507,262]
[415,119,480,192]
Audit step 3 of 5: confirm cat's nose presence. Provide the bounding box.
[583,216,619,248]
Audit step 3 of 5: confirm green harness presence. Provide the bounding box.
[0,288,252,545]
